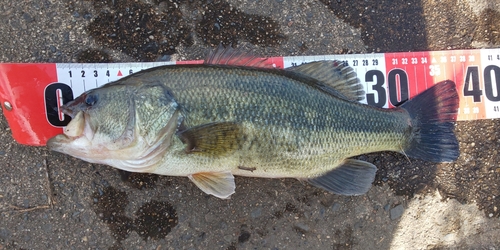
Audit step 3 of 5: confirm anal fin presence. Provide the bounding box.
[188,171,236,199]
[307,159,377,195]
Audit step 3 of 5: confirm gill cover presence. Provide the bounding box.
[48,81,182,173]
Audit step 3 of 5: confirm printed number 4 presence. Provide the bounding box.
[429,65,440,76]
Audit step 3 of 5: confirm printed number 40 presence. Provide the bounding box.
[463,65,500,102]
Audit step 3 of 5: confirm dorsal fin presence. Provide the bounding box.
[204,44,275,69]
[287,61,365,102]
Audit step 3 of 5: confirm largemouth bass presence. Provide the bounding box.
[48,47,459,199]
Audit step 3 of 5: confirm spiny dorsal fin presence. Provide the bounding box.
[204,44,275,68]
[288,61,365,102]
[176,122,242,156]
[189,171,236,199]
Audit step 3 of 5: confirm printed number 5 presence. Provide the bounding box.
[429,65,440,76]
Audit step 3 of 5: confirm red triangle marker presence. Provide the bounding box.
[117,70,123,76]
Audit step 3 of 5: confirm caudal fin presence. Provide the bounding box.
[400,80,459,162]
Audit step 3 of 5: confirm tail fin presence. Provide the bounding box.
[400,80,459,162]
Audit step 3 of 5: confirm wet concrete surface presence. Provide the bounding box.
[1,0,500,249]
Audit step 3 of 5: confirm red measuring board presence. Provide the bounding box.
[1,48,499,146]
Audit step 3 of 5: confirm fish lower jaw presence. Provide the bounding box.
[47,133,85,150]
[60,131,85,142]
[47,134,93,155]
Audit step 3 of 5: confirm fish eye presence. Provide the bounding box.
[85,94,97,106]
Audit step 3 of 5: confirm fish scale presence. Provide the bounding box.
[117,65,409,176]
[47,47,458,198]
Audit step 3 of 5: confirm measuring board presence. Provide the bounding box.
[1,48,499,146]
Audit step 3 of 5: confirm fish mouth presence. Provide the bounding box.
[62,111,85,137]
[47,111,91,150]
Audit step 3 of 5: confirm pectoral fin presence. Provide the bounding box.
[306,159,377,195]
[177,122,242,156]
[188,172,236,199]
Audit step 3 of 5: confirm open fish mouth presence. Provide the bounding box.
[62,111,85,138]
[47,111,92,150]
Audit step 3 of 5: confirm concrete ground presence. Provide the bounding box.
[1,0,500,249]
